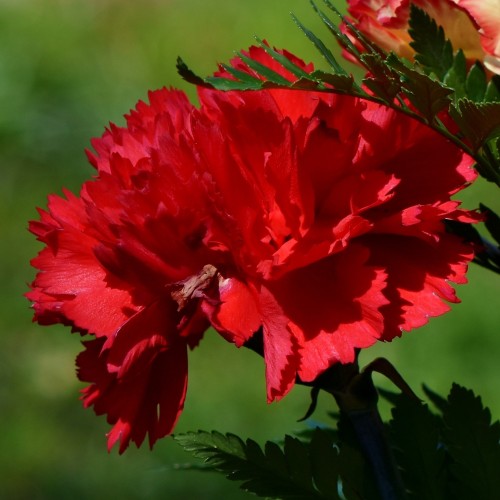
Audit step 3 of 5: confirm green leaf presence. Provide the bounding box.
[176,56,212,87]
[449,99,500,150]
[310,70,356,92]
[320,0,381,58]
[204,76,262,91]
[444,219,500,274]
[465,63,487,102]
[309,429,341,499]
[422,385,448,414]
[387,55,453,121]
[217,64,265,89]
[255,37,312,80]
[443,384,500,500]
[310,2,351,51]
[480,203,500,246]
[408,5,453,80]
[443,49,467,100]
[174,430,335,499]
[485,75,500,102]
[361,53,402,102]
[389,395,447,499]
[292,13,348,76]
[283,435,315,491]
[236,51,292,85]
[378,388,401,407]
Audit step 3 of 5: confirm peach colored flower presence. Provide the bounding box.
[346,0,500,74]
[456,0,500,74]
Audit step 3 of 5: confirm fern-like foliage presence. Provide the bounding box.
[174,429,342,499]
[175,385,500,499]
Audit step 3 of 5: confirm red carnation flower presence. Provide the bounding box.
[28,46,478,453]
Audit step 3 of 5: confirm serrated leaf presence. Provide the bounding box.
[174,431,328,499]
[288,77,323,91]
[387,56,453,121]
[422,385,448,414]
[408,5,453,80]
[309,429,341,499]
[293,425,339,446]
[284,435,315,491]
[360,53,402,102]
[449,99,500,150]
[264,441,289,477]
[390,395,447,499]
[465,63,487,102]
[363,78,400,102]
[310,70,356,92]
[443,385,500,500]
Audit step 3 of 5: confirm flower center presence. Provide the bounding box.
[170,264,219,311]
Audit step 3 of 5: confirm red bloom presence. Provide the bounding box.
[28,46,478,452]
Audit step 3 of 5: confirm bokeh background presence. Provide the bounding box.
[2,0,499,498]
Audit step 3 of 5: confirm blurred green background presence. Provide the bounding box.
[2,0,499,498]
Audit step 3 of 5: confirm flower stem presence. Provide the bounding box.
[346,407,407,500]
[320,359,411,500]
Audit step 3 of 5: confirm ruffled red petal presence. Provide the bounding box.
[78,300,188,453]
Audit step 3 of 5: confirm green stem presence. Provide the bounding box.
[346,407,407,500]
[330,363,408,500]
